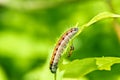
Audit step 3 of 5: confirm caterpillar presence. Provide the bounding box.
[50,27,78,73]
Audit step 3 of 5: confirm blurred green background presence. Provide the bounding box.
[0,0,120,80]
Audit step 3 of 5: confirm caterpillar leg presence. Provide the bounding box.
[68,44,74,57]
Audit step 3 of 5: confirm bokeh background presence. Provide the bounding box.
[0,0,120,80]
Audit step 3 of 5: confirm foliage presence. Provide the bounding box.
[58,12,120,80]
[0,0,120,80]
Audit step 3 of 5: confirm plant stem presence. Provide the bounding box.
[54,73,57,80]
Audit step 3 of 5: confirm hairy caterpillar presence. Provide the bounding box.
[50,27,78,73]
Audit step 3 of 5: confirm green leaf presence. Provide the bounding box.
[75,12,120,37]
[96,57,120,70]
[59,58,97,78]
[83,12,120,27]
[59,57,120,78]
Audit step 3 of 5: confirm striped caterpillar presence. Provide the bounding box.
[50,27,78,73]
